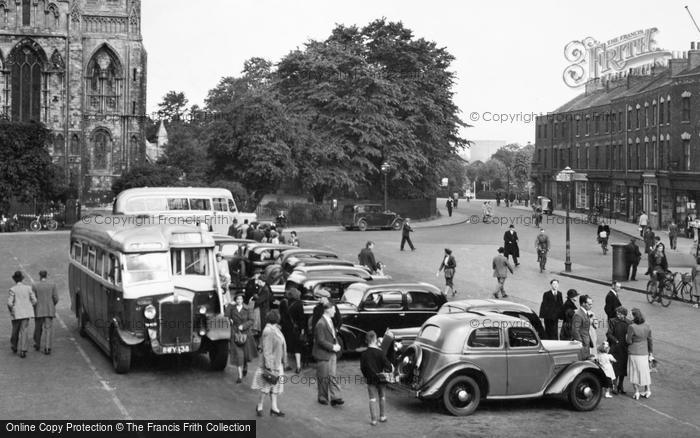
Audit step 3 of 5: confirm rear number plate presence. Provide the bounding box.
[162,345,190,354]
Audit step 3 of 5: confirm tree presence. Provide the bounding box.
[491,144,521,195]
[275,19,469,201]
[157,91,189,122]
[0,120,58,212]
[111,164,181,196]
[157,121,210,183]
[479,159,507,191]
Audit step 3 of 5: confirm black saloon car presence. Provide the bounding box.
[341,203,403,231]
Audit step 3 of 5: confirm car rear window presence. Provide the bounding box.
[418,325,441,342]
[467,327,501,348]
[508,327,538,348]
[406,291,438,310]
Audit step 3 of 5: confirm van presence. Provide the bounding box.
[112,187,257,235]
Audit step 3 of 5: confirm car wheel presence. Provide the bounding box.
[568,371,602,411]
[392,219,403,231]
[110,328,132,374]
[358,220,368,232]
[442,375,481,416]
[209,339,229,371]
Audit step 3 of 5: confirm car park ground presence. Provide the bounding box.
[1,201,699,437]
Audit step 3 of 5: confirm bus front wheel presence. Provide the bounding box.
[110,329,132,374]
[209,340,229,371]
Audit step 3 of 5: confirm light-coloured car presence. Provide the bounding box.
[385,311,608,416]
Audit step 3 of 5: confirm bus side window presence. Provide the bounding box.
[112,256,122,285]
[81,243,89,266]
[227,199,237,213]
[72,241,82,260]
[189,198,210,211]
[168,198,189,210]
[88,246,96,272]
[213,198,227,212]
[96,249,104,277]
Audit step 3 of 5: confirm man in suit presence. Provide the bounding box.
[604,281,623,323]
[503,224,520,266]
[624,239,642,281]
[572,295,594,357]
[400,218,415,251]
[312,301,343,406]
[358,241,378,273]
[492,247,514,299]
[32,270,58,355]
[560,289,578,340]
[539,279,564,340]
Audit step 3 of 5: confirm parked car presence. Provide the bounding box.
[381,299,545,363]
[271,264,378,298]
[241,243,296,276]
[314,282,446,355]
[212,234,256,291]
[341,203,403,231]
[384,311,608,416]
[271,274,368,307]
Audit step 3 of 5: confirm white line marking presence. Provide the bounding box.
[634,399,700,432]
[14,256,131,420]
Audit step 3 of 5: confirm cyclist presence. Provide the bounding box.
[649,246,669,298]
[535,228,550,273]
[597,222,611,254]
[482,202,492,223]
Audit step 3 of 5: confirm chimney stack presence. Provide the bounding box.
[689,41,700,70]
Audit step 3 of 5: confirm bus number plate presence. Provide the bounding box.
[162,345,190,354]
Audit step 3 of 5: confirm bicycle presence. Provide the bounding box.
[536,248,547,273]
[29,212,59,232]
[598,236,608,255]
[646,270,692,307]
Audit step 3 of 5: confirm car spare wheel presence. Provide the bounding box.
[442,375,481,416]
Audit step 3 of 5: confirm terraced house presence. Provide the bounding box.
[0,0,147,202]
[532,42,700,230]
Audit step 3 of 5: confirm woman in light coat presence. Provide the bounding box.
[8,271,36,358]
[251,310,287,417]
[626,308,653,399]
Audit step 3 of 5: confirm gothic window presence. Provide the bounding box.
[9,41,45,122]
[22,0,30,26]
[92,130,110,170]
[54,134,65,156]
[86,46,122,114]
[70,134,80,155]
[129,136,139,165]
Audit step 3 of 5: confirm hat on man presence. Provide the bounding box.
[314,288,331,299]
[567,289,579,299]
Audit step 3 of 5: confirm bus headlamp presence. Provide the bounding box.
[198,305,207,315]
[144,304,156,320]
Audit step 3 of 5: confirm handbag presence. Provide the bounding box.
[233,331,247,346]
[261,367,280,385]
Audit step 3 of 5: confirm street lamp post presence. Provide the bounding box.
[556,167,576,272]
[381,162,390,211]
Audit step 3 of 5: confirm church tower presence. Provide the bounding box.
[0,0,148,203]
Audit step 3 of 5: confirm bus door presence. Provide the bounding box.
[212,197,232,234]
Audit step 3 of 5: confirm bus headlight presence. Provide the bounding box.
[144,305,156,320]
[198,305,207,315]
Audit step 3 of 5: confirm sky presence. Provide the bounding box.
[141,0,700,156]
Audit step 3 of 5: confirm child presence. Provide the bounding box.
[360,331,392,425]
[375,261,386,276]
[597,341,617,398]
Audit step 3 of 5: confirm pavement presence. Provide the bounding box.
[509,203,698,295]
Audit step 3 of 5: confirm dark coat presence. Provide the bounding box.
[402,222,413,237]
[226,304,258,364]
[280,297,305,354]
[559,298,577,340]
[606,317,629,378]
[254,284,271,328]
[539,290,564,320]
[643,230,655,254]
[624,241,641,264]
[358,248,378,272]
[604,290,622,321]
[503,230,520,257]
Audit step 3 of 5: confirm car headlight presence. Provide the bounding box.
[144,305,156,320]
[394,341,402,351]
[198,305,207,315]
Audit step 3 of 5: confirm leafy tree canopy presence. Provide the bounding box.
[111,164,182,196]
[157,91,189,121]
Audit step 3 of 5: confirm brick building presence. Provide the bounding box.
[532,43,700,230]
[0,0,147,202]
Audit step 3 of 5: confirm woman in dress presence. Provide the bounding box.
[252,310,287,417]
[606,306,629,394]
[227,293,257,383]
[8,271,37,358]
[435,248,457,296]
[626,308,654,399]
